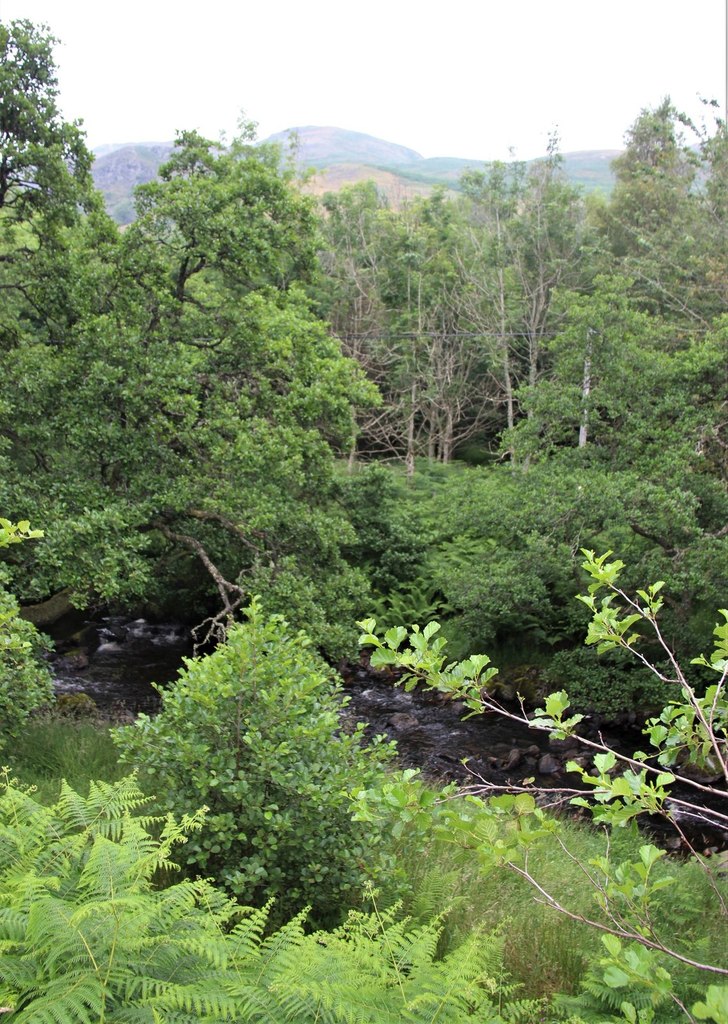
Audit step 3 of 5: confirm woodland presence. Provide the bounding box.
[0,16,727,1024]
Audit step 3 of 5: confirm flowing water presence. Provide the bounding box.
[47,615,727,851]
[49,615,555,784]
[51,616,192,711]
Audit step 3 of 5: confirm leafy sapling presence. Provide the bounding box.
[357,552,728,1009]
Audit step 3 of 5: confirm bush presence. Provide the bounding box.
[115,599,396,926]
[0,587,54,747]
[339,462,429,594]
[544,646,673,717]
[0,518,54,747]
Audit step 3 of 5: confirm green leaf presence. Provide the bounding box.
[544,691,570,718]
[621,1001,637,1023]
[638,845,665,869]
[594,751,617,774]
[513,793,536,815]
[603,965,631,988]
[693,985,728,1022]
[384,626,407,650]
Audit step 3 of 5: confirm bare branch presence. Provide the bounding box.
[186,508,265,554]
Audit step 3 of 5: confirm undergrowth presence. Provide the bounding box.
[386,796,728,1008]
[8,717,123,802]
[0,773,543,1023]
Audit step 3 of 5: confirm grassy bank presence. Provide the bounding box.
[7,715,125,803]
[5,715,727,1018]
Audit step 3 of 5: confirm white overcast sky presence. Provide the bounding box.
[1,0,725,160]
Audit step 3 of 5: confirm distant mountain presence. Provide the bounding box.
[267,125,423,168]
[559,150,622,193]
[268,127,619,196]
[92,127,620,224]
[92,143,174,223]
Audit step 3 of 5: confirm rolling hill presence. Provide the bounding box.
[92,127,620,224]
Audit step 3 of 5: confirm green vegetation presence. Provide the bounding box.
[114,600,396,926]
[2,30,373,657]
[0,520,53,749]
[0,589,53,749]
[357,555,728,1017]
[0,773,549,1023]
[1,16,727,1023]
[7,717,123,802]
[390,807,727,1012]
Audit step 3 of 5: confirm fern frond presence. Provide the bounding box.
[11,975,105,1024]
[0,776,536,1024]
[62,775,155,840]
[500,996,549,1023]
[143,981,240,1021]
[409,869,463,925]
[0,953,39,997]
[0,907,28,940]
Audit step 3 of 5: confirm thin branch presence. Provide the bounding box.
[155,522,244,614]
[506,861,728,976]
[186,509,265,555]
[472,691,728,812]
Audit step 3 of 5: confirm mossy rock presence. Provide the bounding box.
[497,664,545,703]
[55,693,98,719]
[20,589,73,627]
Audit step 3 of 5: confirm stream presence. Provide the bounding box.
[48,614,575,784]
[47,615,727,854]
[51,616,192,710]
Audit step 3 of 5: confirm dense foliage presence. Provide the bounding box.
[357,556,728,1019]
[0,588,53,746]
[0,22,373,655]
[315,108,727,694]
[0,520,52,748]
[0,773,541,1024]
[2,17,728,1022]
[2,16,725,686]
[114,599,396,925]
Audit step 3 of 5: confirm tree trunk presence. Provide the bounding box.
[498,268,515,433]
[406,381,417,479]
[578,330,593,448]
[442,406,454,463]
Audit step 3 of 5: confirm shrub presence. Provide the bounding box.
[357,552,728,1019]
[339,463,428,595]
[0,587,54,748]
[544,646,673,717]
[0,518,53,748]
[115,599,396,925]
[0,773,535,1024]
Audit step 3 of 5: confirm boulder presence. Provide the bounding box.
[19,588,74,627]
[537,753,561,775]
[503,748,522,770]
[388,712,419,732]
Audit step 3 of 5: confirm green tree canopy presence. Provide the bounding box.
[0,30,376,654]
[0,19,93,226]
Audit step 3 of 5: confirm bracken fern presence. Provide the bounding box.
[0,772,540,1022]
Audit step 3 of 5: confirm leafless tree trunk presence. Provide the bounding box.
[578,329,594,448]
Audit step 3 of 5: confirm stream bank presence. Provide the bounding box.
[45,614,727,855]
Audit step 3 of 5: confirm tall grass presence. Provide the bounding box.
[389,799,728,1005]
[7,716,125,802]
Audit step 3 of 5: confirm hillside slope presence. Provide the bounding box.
[92,143,174,223]
[92,127,619,223]
[266,125,423,167]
